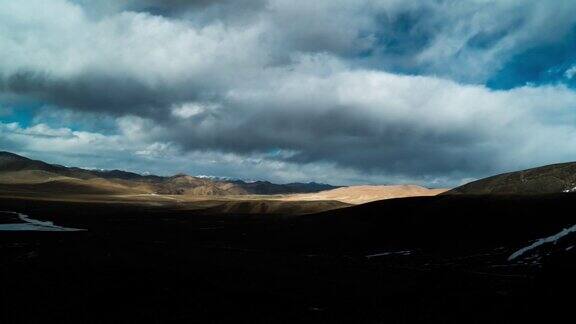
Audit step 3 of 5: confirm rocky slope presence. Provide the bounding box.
[444,161,576,195]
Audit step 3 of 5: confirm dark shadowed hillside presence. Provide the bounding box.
[444,161,576,194]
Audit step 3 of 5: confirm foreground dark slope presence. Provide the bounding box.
[445,161,576,194]
[2,194,576,323]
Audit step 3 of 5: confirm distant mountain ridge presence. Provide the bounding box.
[0,151,337,196]
[444,161,576,195]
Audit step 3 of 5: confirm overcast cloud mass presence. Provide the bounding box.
[2,0,576,186]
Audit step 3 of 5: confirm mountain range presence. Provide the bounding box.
[0,151,450,207]
[7,150,576,201]
[0,151,337,196]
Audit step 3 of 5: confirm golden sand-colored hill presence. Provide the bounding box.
[282,185,448,204]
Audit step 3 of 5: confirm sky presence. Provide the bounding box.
[2,0,576,187]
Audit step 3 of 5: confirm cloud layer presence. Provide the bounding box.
[2,0,576,186]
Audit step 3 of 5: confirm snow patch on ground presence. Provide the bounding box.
[508,224,576,261]
[366,250,412,258]
[0,211,85,231]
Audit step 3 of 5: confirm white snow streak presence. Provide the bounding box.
[366,250,412,258]
[0,211,85,231]
[508,224,576,261]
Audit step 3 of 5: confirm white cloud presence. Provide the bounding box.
[4,0,575,89]
[171,102,219,119]
[0,0,266,89]
[565,66,576,79]
[0,122,122,153]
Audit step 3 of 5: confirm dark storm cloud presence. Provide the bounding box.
[124,0,267,19]
[74,0,266,12]
[129,0,265,9]
[0,70,214,120]
[73,0,267,24]
[151,70,576,181]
